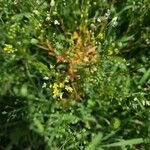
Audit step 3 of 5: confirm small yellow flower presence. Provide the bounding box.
[3,44,14,53]
[65,85,73,93]
[98,33,104,40]
[38,23,42,28]
[107,49,113,56]
[53,83,59,89]
[33,10,40,16]
[50,64,55,69]
[53,87,59,96]
[59,82,65,88]
[73,31,79,39]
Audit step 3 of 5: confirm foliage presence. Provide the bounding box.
[0,0,150,149]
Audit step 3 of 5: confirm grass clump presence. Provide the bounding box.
[0,0,150,149]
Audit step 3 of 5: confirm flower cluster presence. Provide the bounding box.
[50,81,73,99]
[111,17,118,27]
[3,44,16,53]
[8,23,20,40]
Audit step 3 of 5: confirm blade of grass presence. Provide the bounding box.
[102,138,144,148]
[102,130,118,141]
[85,132,103,150]
[139,68,150,85]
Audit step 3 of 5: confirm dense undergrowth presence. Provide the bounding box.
[0,0,150,149]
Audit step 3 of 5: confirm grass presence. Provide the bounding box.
[0,0,150,149]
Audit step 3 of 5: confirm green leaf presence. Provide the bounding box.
[102,138,144,148]
[20,84,28,96]
[12,12,31,21]
[85,133,103,150]
[102,130,118,141]
[139,68,150,85]
[33,118,44,134]
[30,38,39,45]
[33,62,49,74]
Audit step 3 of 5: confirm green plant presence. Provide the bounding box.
[0,0,150,149]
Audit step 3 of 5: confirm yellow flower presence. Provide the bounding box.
[98,33,104,40]
[38,23,42,28]
[59,82,65,88]
[3,44,14,53]
[65,85,73,93]
[108,49,113,55]
[50,64,55,69]
[73,31,79,39]
[33,10,40,16]
[53,87,59,96]
[53,83,59,89]
[51,82,73,98]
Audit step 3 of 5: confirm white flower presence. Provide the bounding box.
[97,18,101,22]
[111,17,118,27]
[46,16,51,21]
[112,17,117,22]
[43,76,49,80]
[42,82,47,88]
[105,9,110,19]
[133,97,138,101]
[2,111,7,115]
[54,20,60,25]
[146,39,150,44]
[50,0,55,6]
